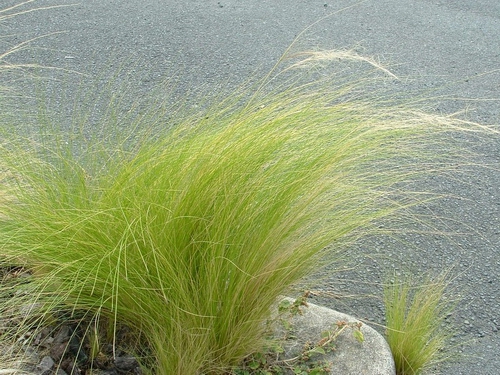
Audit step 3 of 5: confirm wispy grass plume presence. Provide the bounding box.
[0,49,487,374]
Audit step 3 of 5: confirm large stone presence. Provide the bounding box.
[276,298,395,375]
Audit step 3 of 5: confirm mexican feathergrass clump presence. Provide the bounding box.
[384,273,456,375]
[0,53,484,374]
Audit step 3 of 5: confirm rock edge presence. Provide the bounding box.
[277,297,396,375]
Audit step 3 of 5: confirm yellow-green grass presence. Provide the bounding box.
[0,65,480,374]
[0,8,487,371]
[384,273,456,375]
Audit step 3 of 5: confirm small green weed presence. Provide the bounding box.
[231,295,364,375]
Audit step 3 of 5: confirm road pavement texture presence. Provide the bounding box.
[2,1,499,374]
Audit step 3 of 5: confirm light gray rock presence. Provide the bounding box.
[277,298,395,375]
[36,355,54,375]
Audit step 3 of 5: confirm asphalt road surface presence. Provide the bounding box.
[2,1,499,374]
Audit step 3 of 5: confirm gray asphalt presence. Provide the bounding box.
[2,1,499,374]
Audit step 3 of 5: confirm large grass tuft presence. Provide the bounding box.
[0,49,486,374]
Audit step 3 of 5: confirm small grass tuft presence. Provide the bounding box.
[384,272,456,375]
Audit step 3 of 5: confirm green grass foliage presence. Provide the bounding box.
[384,273,455,375]
[0,37,482,374]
